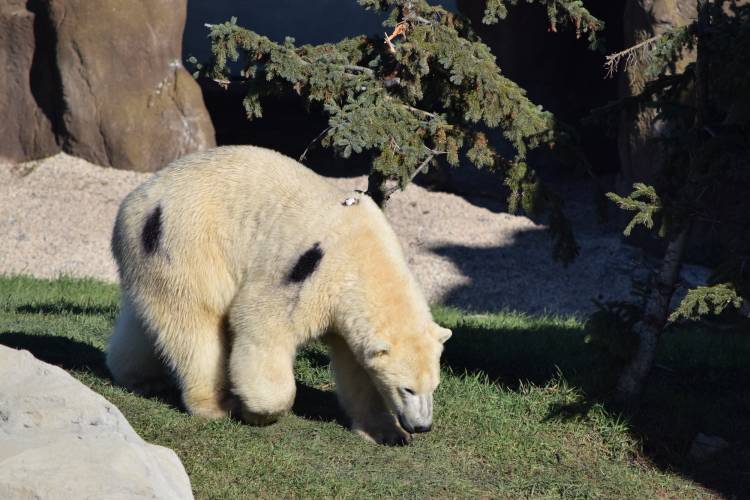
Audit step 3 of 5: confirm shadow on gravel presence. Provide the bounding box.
[430,230,629,317]
[441,315,750,499]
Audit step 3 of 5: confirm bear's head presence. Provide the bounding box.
[364,322,452,434]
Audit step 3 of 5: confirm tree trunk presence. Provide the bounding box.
[366,155,434,209]
[616,0,710,405]
[366,170,388,208]
[616,225,690,403]
[694,0,710,128]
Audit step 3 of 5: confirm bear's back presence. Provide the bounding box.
[113,146,397,292]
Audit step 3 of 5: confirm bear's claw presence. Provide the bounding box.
[125,376,175,398]
[240,407,283,426]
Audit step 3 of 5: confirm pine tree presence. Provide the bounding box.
[598,0,750,403]
[194,0,603,264]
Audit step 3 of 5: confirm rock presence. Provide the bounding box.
[45,0,216,171]
[0,0,215,171]
[0,346,193,499]
[618,1,745,188]
[617,0,697,195]
[0,0,59,162]
[615,1,749,265]
[688,433,730,463]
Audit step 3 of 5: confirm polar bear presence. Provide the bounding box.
[106,146,451,445]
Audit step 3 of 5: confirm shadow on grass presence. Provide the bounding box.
[0,329,186,411]
[300,347,332,371]
[0,331,110,378]
[0,329,346,428]
[441,316,750,499]
[292,383,347,426]
[5,288,749,496]
[440,319,596,390]
[17,302,118,317]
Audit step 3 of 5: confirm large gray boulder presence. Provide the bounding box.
[0,346,193,499]
[0,0,215,171]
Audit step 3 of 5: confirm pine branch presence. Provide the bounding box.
[204,13,559,182]
[602,25,694,79]
[670,284,743,322]
[482,0,604,42]
[503,160,579,264]
[607,183,662,237]
[202,3,586,263]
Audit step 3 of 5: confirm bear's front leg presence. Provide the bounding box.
[229,324,297,426]
[325,335,412,445]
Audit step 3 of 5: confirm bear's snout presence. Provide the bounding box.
[397,391,433,434]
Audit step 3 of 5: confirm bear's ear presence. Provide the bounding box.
[366,340,391,359]
[434,325,452,344]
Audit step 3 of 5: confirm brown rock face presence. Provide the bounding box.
[617,1,749,263]
[0,0,215,171]
[0,0,59,161]
[617,0,697,192]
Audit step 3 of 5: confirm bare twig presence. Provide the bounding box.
[343,65,375,76]
[212,78,231,89]
[384,32,397,53]
[410,154,434,182]
[424,146,448,156]
[604,33,663,78]
[401,103,438,119]
[408,15,434,25]
[384,22,409,53]
[299,127,332,161]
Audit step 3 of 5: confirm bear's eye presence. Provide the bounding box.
[403,388,416,396]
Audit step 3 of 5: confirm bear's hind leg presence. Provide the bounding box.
[325,334,411,445]
[106,296,170,396]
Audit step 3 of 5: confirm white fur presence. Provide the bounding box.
[107,146,450,444]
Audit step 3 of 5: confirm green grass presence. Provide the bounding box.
[2,275,748,498]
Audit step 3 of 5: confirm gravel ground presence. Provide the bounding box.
[1,152,670,316]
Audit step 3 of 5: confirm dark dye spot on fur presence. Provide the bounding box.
[287,242,323,284]
[141,204,162,255]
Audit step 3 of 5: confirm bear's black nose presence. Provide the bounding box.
[413,424,432,433]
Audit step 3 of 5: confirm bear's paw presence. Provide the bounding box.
[240,407,284,427]
[353,413,413,446]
